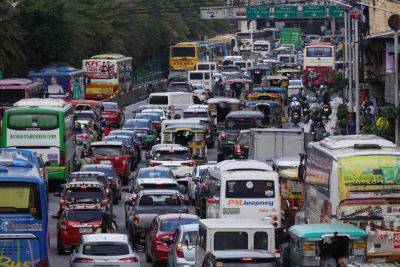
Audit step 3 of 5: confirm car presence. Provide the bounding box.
[134,166,175,180]
[201,250,278,267]
[80,164,122,204]
[166,82,193,93]
[127,190,189,249]
[56,181,111,215]
[132,104,164,117]
[167,223,198,267]
[74,110,103,135]
[108,129,142,163]
[123,119,157,148]
[70,233,140,266]
[123,177,183,228]
[101,101,125,127]
[217,111,264,161]
[102,134,140,168]
[135,112,162,134]
[234,129,251,159]
[55,203,112,254]
[146,144,195,181]
[76,123,96,157]
[141,108,166,121]
[145,214,199,263]
[90,141,132,184]
[188,163,215,203]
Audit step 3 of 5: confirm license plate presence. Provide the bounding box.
[101,160,111,164]
[79,227,92,233]
[302,243,315,251]
[354,242,367,250]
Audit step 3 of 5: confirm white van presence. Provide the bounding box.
[188,71,213,91]
[196,218,275,267]
[204,160,281,227]
[233,60,252,71]
[148,92,195,119]
[196,62,217,72]
[252,40,271,56]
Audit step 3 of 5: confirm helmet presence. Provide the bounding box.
[309,103,321,114]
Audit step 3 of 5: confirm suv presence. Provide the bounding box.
[55,203,112,254]
[90,141,132,184]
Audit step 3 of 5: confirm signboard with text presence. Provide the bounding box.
[201,5,246,19]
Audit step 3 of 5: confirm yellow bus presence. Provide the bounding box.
[83,54,132,100]
[169,42,207,71]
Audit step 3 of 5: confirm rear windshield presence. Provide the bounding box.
[149,96,168,105]
[7,113,58,130]
[135,114,161,122]
[103,103,118,110]
[64,209,102,222]
[69,175,107,185]
[226,180,275,198]
[183,111,208,119]
[0,182,42,219]
[160,219,198,232]
[0,89,25,106]
[81,167,114,177]
[189,73,203,80]
[153,150,191,161]
[124,120,149,129]
[138,169,173,179]
[139,183,180,191]
[223,66,240,72]
[138,194,182,206]
[214,232,248,250]
[226,118,261,130]
[64,188,104,201]
[83,243,129,256]
[92,146,123,157]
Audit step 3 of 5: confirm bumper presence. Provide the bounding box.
[153,244,169,261]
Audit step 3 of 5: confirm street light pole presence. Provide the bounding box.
[354,18,360,134]
[395,30,399,145]
[348,15,353,112]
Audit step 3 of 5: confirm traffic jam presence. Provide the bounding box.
[0,16,399,267]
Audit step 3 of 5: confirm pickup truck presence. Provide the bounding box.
[126,189,189,248]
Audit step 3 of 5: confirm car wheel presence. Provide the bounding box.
[57,242,65,255]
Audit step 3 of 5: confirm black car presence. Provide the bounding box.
[217,110,264,161]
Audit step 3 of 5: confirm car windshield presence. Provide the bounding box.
[226,118,262,130]
[182,231,198,246]
[92,146,123,157]
[223,66,240,72]
[0,182,42,219]
[183,111,208,119]
[69,175,107,185]
[124,120,149,129]
[64,209,102,222]
[75,112,95,120]
[81,167,114,177]
[103,103,118,110]
[143,110,163,117]
[138,194,182,206]
[214,232,248,250]
[138,169,173,179]
[159,219,198,232]
[135,114,160,122]
[153,150,191,161]
[83,243,129,256]
[64,188,104,201]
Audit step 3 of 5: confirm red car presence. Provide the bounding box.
[90,141,132,184]
[145,213,198,263]
[102,102,125,127]
[55,203,112,254]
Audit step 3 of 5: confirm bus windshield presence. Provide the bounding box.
[0,182,42,219]
[306,47,332,57]
[171,47,195,57]
[7,113,58,130]
[0,89,25,106]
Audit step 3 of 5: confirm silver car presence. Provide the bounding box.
[70,233,140,267]
[167,223,198,267]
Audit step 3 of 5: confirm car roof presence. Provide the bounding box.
[226,110,264,118]
[139,167,172,172]
[209,250,276,259]
[125,119,150,123]
[82,233,129,244]
[158,213,198,220]
[65,181,104,187]
[137,177,177,184]
[91,141,124,146]
[81,164,114,170]
[139,189,181,195]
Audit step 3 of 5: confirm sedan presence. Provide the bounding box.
[168,223,198,267]
[70,233,140,266]
[101,102,125,127]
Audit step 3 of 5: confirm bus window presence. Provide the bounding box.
[7,113,58,130]
[189,73,204,80]
[198,65,210,71]
[172,47,195,57]
[225,180,275,198]
[254,232,268,250]
[0,182,42,219]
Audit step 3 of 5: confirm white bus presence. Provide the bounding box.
[204,160,281,228]
[303,42,335,71]
[302,135,400,262]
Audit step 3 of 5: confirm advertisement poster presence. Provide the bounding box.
[83,60,118,80]
[30,74,84,100]
[339,155,400,199]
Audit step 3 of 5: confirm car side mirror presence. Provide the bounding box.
[162,236,173,244]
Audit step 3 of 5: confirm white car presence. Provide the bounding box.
[192,83,208,102]
[70,234,140,267]
[168,223,198,267]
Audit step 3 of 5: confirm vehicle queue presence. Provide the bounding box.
[0,30,398,267]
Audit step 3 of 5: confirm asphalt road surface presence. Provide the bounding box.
[49,99,217,267]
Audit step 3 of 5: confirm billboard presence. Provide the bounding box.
[200,5,246,19]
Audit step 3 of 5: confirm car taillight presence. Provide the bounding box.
[182,161,194,167]
[236,144,241,154]
[133,213,139,224]
[149,161,162,167]
[118,257,139,262]
[73,257,95,263]
[219,132,226,141]
[176,243,185,258]
[58,222,67,230]
[38,260,48,267]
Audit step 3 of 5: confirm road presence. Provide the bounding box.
[49,99,218,267]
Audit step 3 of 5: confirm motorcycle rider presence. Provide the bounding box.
[290,97,302,125]
[309,103,328,141]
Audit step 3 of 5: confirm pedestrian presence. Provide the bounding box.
[213,78,223,96]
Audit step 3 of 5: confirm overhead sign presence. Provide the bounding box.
[302,5,325,18]
[200,5,246,19]
[274,6,298,19]
[247,6,270,19]
[280,28,301,48]
[328,5,344,18]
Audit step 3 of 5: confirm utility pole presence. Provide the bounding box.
[354,18,360,134]
[395,30,399,145]
[348,14,353,112]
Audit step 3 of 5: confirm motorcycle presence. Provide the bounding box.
[290,106,301,126]
[310,116,329,142]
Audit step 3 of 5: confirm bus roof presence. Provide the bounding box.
[29,66,84,76]
[0,78,42,89]
[14,98,70,109]
[90,54,132,60]
[0,156,42,184]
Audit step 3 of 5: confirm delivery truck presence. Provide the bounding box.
[249,128,304,164]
